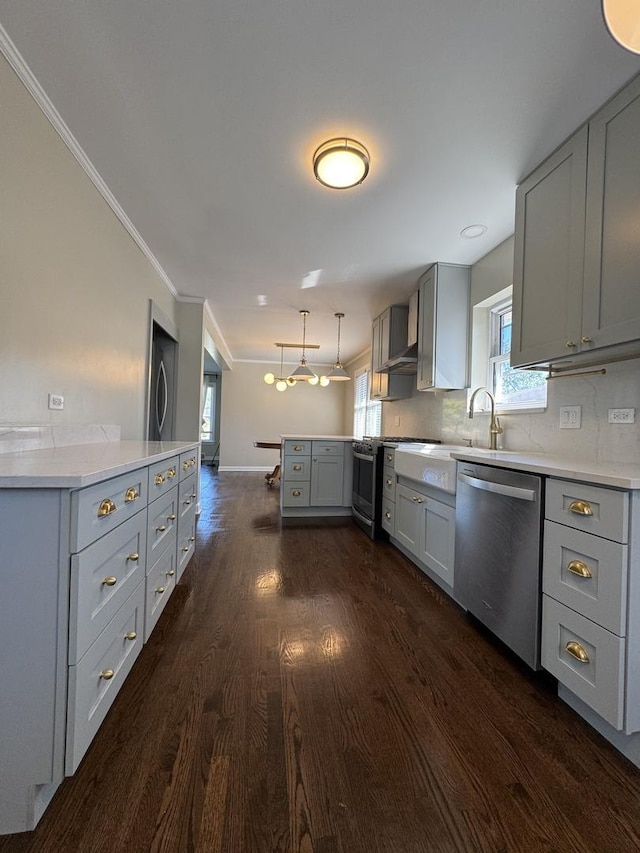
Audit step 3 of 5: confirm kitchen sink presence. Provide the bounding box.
[393,443,513,493]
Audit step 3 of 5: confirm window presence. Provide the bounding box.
[353,368,382,439]
[488,300,547,410]
[201,374,218,442]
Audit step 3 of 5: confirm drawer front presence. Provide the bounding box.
[383,466,396,502]
[69,512,147,664]
[179,447,199,480]
[282,484,310,507]
[541,594,625,729]
[66,580,145,774]
[283,440,310,456]
[177,513,197,579]
[382,497,395,535]
[543,520,628,635]
[178,474,198,521]
[71,468,148,552]
[145,544,177,640]
[148,455,180,502]
[311,440,344,457]
[546,479,629,543]
[283,458,311,481]
[147,487,178,564]
[383,447,396,467]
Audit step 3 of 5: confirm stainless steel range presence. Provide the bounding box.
[351,436,440,538]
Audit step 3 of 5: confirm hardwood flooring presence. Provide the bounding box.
[3,468,640,852]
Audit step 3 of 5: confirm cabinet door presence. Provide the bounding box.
[417,266,436,390]
[310,456,344,505]
[370,317,388,400]
[417,497,455,586]
[511,127,587,367]
[395,484,421,556]
[583,76,640,350]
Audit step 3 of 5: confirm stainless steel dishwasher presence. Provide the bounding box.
[454,461,543,669]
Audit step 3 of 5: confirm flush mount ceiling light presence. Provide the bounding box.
[327,313,351,381]
[460,224,488,239]
[313,138,370,189]
[602,0,640,53]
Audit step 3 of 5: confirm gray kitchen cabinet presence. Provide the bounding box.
[280,438,353,518]
[416,263,470,391]
[371,307,413,401]
[395,481,456,589]
[310,454,344,505]
[512,73,640,368]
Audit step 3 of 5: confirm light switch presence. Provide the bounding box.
[559,405,581,429]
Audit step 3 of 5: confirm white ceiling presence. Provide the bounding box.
[1,1,639,367]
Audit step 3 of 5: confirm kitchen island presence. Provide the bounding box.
[279,435,354,519]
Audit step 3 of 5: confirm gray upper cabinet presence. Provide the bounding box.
[371,307,413,401]
[417,263,470,391]
[512,73,640,368]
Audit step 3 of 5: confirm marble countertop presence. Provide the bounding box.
[280,435,355,441]
[0,440,199,488]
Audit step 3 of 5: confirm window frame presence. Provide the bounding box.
[353,367,382,439]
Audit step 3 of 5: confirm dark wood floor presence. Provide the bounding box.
[4,468,640,852]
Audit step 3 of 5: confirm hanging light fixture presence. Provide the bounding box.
[313,138,370,189]
[263,345,294,392]
[327,313,351,381]
[602,0,640,53]
[289,310,318,381]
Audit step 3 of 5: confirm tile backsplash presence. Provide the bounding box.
[383,359,639,464]
[0,424,121,455]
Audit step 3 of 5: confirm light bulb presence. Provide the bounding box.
[276,380,287,392]
[286,378,297,387]
[319,375,330,386]
[264,372,275,385]
[308,374,319,385]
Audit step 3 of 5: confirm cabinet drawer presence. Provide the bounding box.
[66,580,145,774]
[282,483,310,507]
[543,520,627,635]
[283,458,311,481]
[178,473,198,521]
[148,455,180,502]
[311,440,344,457]
[71,468,148,552]
[541,595,624,729]
[147,487,178,564]
[546,479,628,542]
[145,543,177,640]
[382,497,395,535]
[383,466,396,502]
[283,440,310,456]
[177,513,196,580]
[69,512,147,664]
[382,447,396,467]
[179,448,199,480]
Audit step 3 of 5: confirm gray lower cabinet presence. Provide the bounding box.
[394,481,456,589]
[310,454,344,505]
[512,73,640,368]
[280,438,353,517]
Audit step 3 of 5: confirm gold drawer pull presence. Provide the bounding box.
[568,499,593,517]
[189,536,195,542]
[293,445,303,451]
[102,576,118,587]
[182,546,190,553]
[167,514,176,521]
[581,336,593,344]
[155,473,165,486]
[565,641,590,664]
[167,467,176,478]
[190,458,196,466]
[385,512,392,520]
[155,586,165,594]
[191,492,197,499]
[386,478,392,486]
[183,499,191,506]
[166,569,175,577]
[156,524,167,532]
[100,669,114,680]
[124,631,137,641]
[127,552,139,562]
[386,454,393,462]
[124,487,139,502]
[97,498,117,518]
[183,461,189,471]
[292,490,302,497]
[293,464,302,471]
[566,340,576,348]
[567,560,592,579]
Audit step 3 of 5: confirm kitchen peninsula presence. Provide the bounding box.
[279,435,353,518]
[0,437,199,835]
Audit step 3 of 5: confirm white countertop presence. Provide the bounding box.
[0,440,199,488]
[280,435,355,441]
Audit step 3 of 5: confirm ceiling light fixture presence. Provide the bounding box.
[460,224,488,239]
[327,313,351,381]
[602,0,640,53]
[264,345,294,392]
[313,138,370,189]
[289,310,318,381]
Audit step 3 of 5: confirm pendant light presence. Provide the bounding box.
[288,310,318,381]
[602,0,640,53]
[263,345,294,392]
[327,313,351,381]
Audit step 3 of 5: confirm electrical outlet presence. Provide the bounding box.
[559,405,581,429]
[48,393,64,410]
[393,415,400,427]
[608,407,635,424]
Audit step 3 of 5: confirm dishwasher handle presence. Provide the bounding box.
[458,472,537,502]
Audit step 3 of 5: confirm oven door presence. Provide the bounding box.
[352,449,376,533]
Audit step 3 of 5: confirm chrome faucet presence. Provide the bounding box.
[468,387,503,450]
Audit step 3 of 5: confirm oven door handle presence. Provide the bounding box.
[351,505,373,527]
[353,451,374,462]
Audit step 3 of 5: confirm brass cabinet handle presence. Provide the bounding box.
[183,461,189,471]
[292,490,301,497]
[127,552,139,562]
[100,669,115,680]
[155,586,165,594]
[167,514,176,521]
[385,511,392,520]
[566,340,577,348]
[386,454,393,462]
[567,559,592,579]
[293,464,302,471]
[182,546,190,553]
[386,478,392,486]
[155,473,165,486]
[183,499,191,506]
[568,499,593,517]
[565,641,590,664]
[293,445,303,451]
[124,632,137,641]
[102,576,118,587]
[167,467,176,478]
[581,336,593,344]
[190,458,196,466]
[156,524,167,532]
[98,498,117,518]
[411,496,424,504]
[189,536,195,542]
[166,569,175,577]
[191,492,197,499]
[124,487,139,502]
